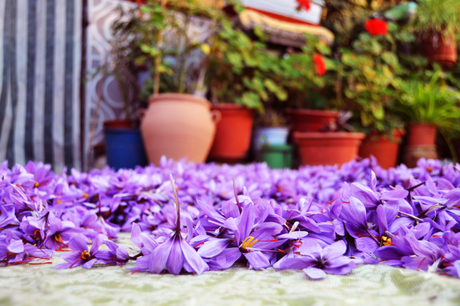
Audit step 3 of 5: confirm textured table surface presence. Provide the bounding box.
[1,234,460,306]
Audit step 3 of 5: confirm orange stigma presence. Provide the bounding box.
[54,234,63,243]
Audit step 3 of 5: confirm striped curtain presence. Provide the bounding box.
[0,0,82,172]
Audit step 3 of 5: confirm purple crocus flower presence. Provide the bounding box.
[43,212,80,250]
[54,235,105,269]
[274,239,355,279]
[147,175,209,275]
[95,239,129,266]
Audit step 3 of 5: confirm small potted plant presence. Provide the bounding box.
[414,0,460,67]
[252,108,291,168]
[274,34,365,166]
[395,71,460,167]
[282,34,339,132]
[338,18,408,169]
[98,12,149,170]
[205,11,288,163]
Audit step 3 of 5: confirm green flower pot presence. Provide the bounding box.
[260,145,293,169]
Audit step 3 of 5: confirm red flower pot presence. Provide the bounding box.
[420,32,457,68]
[287,109,339,132]
[407,123,437,146]
[359,130,404,169]
[208,104,254,163]
[293,132,365,166]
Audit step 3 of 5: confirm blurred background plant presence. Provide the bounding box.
[394,70,460,160]
[277,34,337,110]
[412,0,460,38]
[206,19,287,113]
[336,19,406,137]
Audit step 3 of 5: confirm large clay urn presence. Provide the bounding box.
[140,94,218,165]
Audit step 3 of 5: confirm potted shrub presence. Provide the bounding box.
[270,33,365,166]
[394,71,460,167]
[281,34,339,132]
[205,11,288,163]
[115,1,221,165]
[414,0,460,67]
[337,18,407,169]
[97,14,149,170]
[292,112,365,166]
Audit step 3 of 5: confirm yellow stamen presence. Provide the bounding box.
[427,166,433,172]
[382,236,392,246]
[34,182,39,188]
[80,250,91,261]
[241,236,258,250]
[83,192,89,199]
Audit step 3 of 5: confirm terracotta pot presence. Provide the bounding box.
[407,124,437,146]
[208,104,254,163]
[103,119,137,129]
[420,32,457,68]
[140,93,218,165]
[359,130,404,169]
[286,109,339,132]
[293,132,365,166]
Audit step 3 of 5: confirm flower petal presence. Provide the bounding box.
[303,267,326,280]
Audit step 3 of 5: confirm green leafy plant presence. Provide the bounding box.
[413,0,460,38]
[111,0,218,99]
[206,17,287,113]
[395,71,460,128]
[395,71,460,161]
[276,34,336,110]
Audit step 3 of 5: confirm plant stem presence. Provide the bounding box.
[153,0,166,96]
[178,15,190,94]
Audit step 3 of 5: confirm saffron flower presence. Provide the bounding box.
[274,240,355,279]
[364,18,388,36]
[54,235,105,269]
[147,175,209,275]
[313,55,326,76]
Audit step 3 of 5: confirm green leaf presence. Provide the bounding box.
[263,78,287,101]
[371,103,385,120]
[381,52,399,68]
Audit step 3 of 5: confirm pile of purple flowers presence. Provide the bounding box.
[1,156,460,280]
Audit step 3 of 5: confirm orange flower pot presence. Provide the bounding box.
[293,132,365,166]
[359,130,404,169]
[287,109,339,132]
[208,104,254,163]
[140,94,218,165]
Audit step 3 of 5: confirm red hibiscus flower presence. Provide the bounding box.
[313,55,326,76]
[296,0,311,11]
[364,18,388,36]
